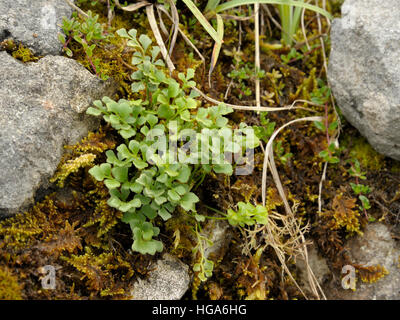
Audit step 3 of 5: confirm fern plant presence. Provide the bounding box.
[87,28,260,255]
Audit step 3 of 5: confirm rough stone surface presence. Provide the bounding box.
[328,0,400,160]
[0,0,73,55]
[203,220,232,261]
[295,241,331,297]
[131,253,190,300]
[0,51,117,217]
[325,223,400,300]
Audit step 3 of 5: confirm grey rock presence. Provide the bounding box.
[0,0,73,55]
[0,51,117,217]
[295,241,331,298]
[202,220,232,261]
[328,0,400,160]
[131,253,190,300]
[325,223,400,300]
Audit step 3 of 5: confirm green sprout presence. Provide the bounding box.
[58,11,109,80]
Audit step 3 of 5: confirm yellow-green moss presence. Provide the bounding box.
[12,43,40,63]
[0,39,40,63]
[355,264,389,284]
[0,267,23,300]
[325,191,363,236]
[348,137,385,171]
[0,128,139,299]
[390,161,400,174]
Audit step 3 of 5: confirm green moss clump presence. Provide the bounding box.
[12,44,40,63]
[0,39,40,63]
[348,137,385,171]
[0,267,23,300]
[0,129,141,299]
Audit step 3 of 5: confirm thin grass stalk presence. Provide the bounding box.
[155,4,205,66]
[291,0,304,39]
[182,0,221,44]
[205,0,221,12]
[192,87,319,112]
[146,5,175,72]
[167,0,179,57]
[261,116,323,205]
[216,0,332,19]
[279,4,291,44]
[255,3,261,113]
[64,0,89,18]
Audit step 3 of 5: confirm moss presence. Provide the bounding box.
[321,190,363,236]
[0,267,23,300]
[354,264,389,284]
[0,129,140,299]
[347,136,385,171]
[390,161,400,174]
[0,198,57,250]
[0,39,40,63]
[61,247,134,297]
[12,43,40,63]
[51,129,116,187]
[50,153,97,188]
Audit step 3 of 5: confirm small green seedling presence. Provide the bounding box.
[253,112,276,144]
[281,48,304,64]
[227,202,268,227]
[58,11,109,80]
[228,63,265,99]
[346,159,372,219]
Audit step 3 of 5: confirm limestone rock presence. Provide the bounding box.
[0,51,117,217]
[295,241,331,298]
[325,223,400,300]
[0,0,73,56]
[328,0,400,160]
[131,253,190,300]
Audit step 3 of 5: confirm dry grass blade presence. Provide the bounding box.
[156,5,205,66]
[64,0,89,18]
[113,0,176,72]
[167,0,179,57]
[106,0,114,27]
[260,116,327,299]
[156,6,170,37]
[318,161,328,213]
[262,3,283,32]
[209,14,224,87]
[193,87,319,112]
[181,0,221,44]
[261,116,323,205]
[113,0,150,12]
[301,4,310,50]
[146,5,175,72]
